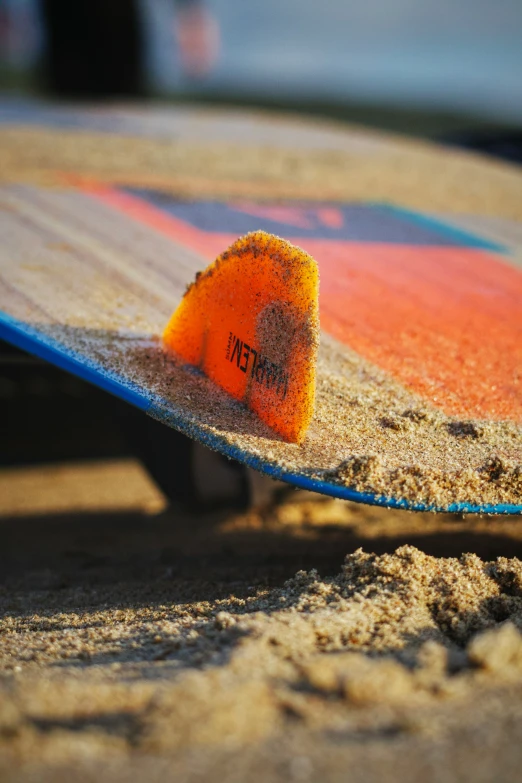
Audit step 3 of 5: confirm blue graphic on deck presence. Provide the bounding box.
[124,189,503,251]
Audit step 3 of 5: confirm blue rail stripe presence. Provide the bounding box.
[0,313,149,411]
[148,402,522,516]
[375,202,507,253]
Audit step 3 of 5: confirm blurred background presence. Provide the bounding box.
[0,0,521,143]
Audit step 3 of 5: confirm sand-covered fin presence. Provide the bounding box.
[163,231,320,443]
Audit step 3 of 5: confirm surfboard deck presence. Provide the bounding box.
[1,100,521,514]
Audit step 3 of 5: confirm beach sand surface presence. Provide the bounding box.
[1,460,522,782]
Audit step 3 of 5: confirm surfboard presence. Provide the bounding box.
[1,100,521,514]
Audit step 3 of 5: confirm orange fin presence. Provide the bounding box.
[163,231,319,443]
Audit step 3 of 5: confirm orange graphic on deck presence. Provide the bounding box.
[163,231,320,443]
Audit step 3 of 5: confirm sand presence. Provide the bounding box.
[1,464,522,783]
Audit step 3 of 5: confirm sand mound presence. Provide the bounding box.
[2,529,522,782]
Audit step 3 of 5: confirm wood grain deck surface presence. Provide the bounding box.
[1,103,521,512]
